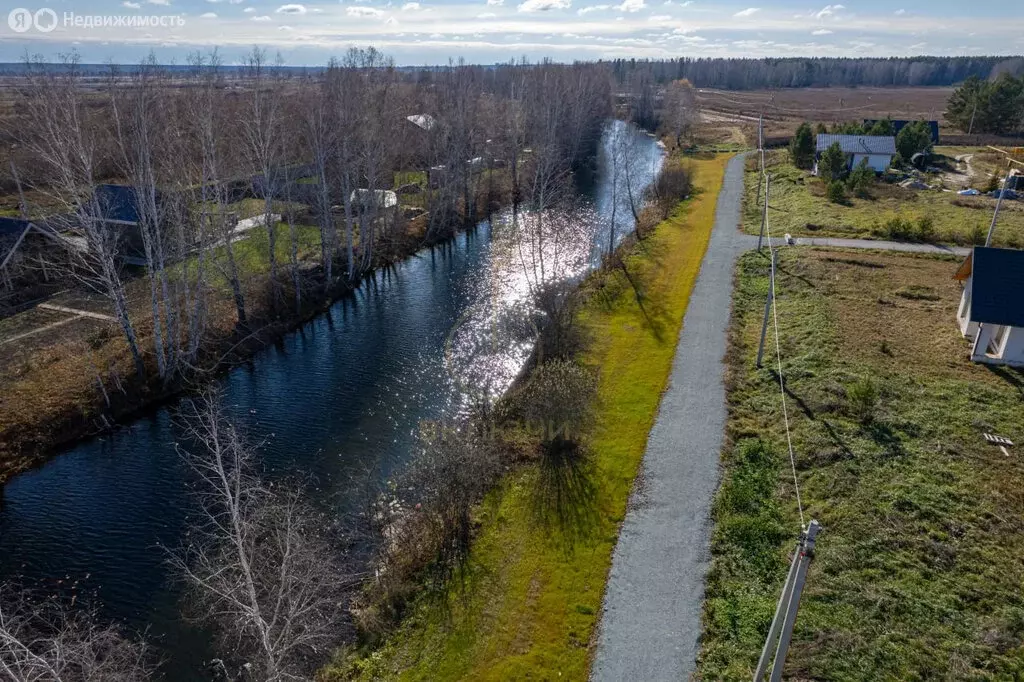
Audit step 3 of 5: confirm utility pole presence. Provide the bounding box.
[757,174,771,252]
[753,520,822,682]
[755,247,775,369]
[985,170,1012,247]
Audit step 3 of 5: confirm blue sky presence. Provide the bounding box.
[2,0,1022,65]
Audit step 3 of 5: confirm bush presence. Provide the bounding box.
[847,159,875,198]
[827,180,847,204]
[971,223,986,245]
[512,359,597,454]
[884,215,914,241]
[653,162,693,218]
[846,377,879,424]
[914,215,936,242]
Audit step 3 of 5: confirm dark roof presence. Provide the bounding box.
[0,217,32,238]
[816,134,897,155]
[969,246,1024,327]
[93,184,141,224]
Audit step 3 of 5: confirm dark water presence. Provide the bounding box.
[0,121,663,679]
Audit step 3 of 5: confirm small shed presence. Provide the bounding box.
[814,134,896,174]
[954,246,1024,367]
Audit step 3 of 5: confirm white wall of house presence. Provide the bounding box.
[851,153,892,173]
[957,285,979,339]
[971,323,1024,367]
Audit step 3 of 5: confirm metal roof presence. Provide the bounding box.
[969,246,1024,327]
[816,134,897,155]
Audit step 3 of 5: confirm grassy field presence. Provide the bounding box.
[745,150,1024,247]
[699,247,1024,680]
[324,154,730,681]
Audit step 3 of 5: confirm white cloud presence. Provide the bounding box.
[347,5,384,14]
[894,8,905,14]
[733,7,758,17]
[251,14,271,20]
[648,14,671,20]
[122,1,141,7]
[487,0,504,4]
[146,0,171,5]
[577,3,609,12]
[276,3,306,13]
[616,0,644,11]
[909,41,925,49]
[518,0,571,11]
[385,15,399,23]
[200,10,217,16]
[402,1,421,8]
[477,11,496,17]
[243,6,255,11]
[812,28,832,35]
[815,4,844,18]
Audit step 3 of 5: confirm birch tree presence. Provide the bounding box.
[15,53,147,378]
[171,394,356,681]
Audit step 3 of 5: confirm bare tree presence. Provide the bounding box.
[188,49,248,328]
[14,53,146,378]
[170,394,355,681]
[241,48,286,314]
[662,79,699,149]
[0,583,156,681]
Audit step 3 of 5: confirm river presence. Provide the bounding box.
[0,120,663,679]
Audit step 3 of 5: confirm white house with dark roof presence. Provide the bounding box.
[814,134,897,174]
[954,246,1024,367]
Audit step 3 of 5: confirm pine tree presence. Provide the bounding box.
[818,142,847,181]
[790,122,815,169]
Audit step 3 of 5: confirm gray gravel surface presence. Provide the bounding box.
[591,153,748,682]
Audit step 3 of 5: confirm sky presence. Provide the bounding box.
[1,0,1022,66]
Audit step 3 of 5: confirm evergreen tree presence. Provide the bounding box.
[867,117,895,136]
[895,120,933,160]
[847,158,876,197]
[790,122,815,169]
[818,142,847,181]
[946,74,1024,134]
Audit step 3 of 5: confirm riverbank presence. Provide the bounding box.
[0,185,512,485]
[699,248,1024,679]
[324,153,729,680]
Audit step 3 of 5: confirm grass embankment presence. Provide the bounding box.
[700,248,1024,679]
[745,150,1024,247]
[324,154,730,681]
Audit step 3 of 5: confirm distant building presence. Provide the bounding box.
[405,114,437,132]
[954,246,1024,367]
[814,134,896,174]
[863,119,940,144]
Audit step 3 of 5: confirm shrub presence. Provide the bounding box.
[884,215,914,241]
[846,377,879,424]
[827,180,847,204]
[914,215,936,242]
[653,161,693,218]
[971,223,986,245]
[847,159,875,198]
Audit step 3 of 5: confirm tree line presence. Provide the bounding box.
[607,56,1024,90]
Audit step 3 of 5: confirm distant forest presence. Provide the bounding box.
[606,56,1024,90]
